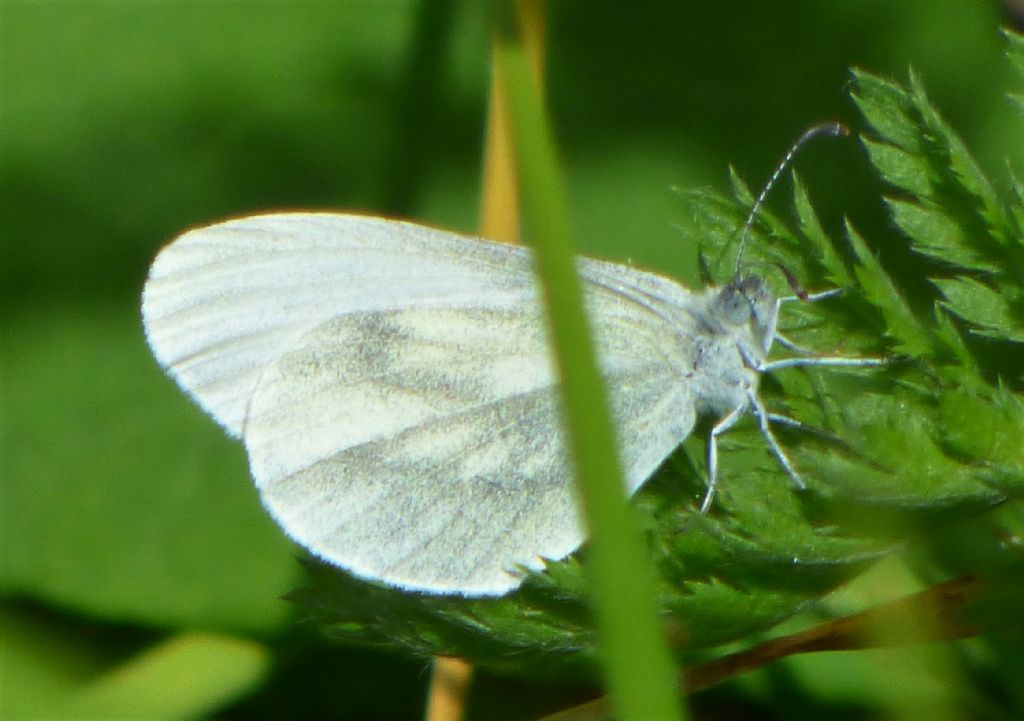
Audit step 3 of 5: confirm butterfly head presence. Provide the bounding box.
[713,275,779,354]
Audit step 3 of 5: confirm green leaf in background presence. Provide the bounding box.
[1,606,268,720]
[58,633,268,720]
[2,307,298,633]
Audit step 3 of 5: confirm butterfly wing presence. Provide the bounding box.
[142,213,540,437]
[142,213,702,595]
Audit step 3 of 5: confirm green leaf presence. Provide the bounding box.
[1008,29,1024,114]
[1,607,268,721]
[846,222,935,355]
[850,69,924,153]
[886,198,1000,273]
[674,184,746,283]
[793,174,853,287]
[0,605,112,719]
[932,305,976,371]
[939,387,1024,496]
[1004,28,1024,81]
[56,633,269,721]
[1010,167,1024,233]
[908,70,1012,240]
[932,277,1024,342]
[855,62,1024,278]
[860,136,935,199]
[0,306,297,633]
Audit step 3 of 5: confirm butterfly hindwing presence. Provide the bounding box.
[245,288,697,594]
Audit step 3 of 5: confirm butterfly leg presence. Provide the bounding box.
[747,388,806,490]
[702,404,746,513]
[768,413,853,447]
[762,356,886,372]
[773,333,815,354]
[774,289,847,354]
[765,413,809,430]
[744,353,883,498]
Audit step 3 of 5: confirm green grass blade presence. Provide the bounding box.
[498,16,685,721]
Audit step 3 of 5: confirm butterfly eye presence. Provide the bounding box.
[740,275,766,298]
[717,286,752,326]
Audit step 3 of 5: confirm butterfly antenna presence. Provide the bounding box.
[734,122,849,276]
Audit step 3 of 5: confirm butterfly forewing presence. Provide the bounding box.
[142,214,538,436]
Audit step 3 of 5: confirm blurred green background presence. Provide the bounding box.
[3,1,1022,719]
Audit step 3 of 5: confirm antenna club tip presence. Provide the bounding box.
[819,121,850,138]
[734,121,851,276]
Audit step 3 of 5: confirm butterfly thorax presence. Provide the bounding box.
[688,275,779,418]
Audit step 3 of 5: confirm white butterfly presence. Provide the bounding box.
[142,212,879,596]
